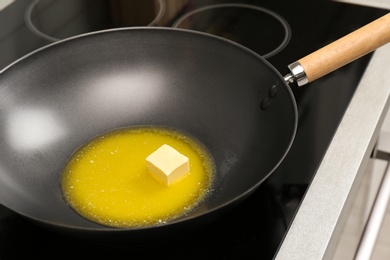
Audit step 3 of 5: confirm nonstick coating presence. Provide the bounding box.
[0,28,297,244]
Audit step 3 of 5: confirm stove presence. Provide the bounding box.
[0,0,387,259]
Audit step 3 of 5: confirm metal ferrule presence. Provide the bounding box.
[284,61,308,87]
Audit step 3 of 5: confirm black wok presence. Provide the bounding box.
[0,13,389,246]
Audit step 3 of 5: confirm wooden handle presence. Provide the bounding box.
[298,13,390,83]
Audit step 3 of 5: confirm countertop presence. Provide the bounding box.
[274,29,390,260]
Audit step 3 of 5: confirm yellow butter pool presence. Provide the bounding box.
[61,126,215,228]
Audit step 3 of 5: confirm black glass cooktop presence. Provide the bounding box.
[0,0,387,259]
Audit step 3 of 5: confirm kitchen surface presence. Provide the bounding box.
[1,0,390,259]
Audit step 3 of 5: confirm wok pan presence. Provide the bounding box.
[1,13,390,246]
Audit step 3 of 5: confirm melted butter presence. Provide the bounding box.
[61,126,215,228]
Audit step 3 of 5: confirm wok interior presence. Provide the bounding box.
[0,28,296,230]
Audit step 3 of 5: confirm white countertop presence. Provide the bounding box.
[334,0,390,10]
[274,35,390,259]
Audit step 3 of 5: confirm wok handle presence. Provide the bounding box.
[285,12,390,86]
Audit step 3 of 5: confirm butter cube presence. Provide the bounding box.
[146,144,190,186]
